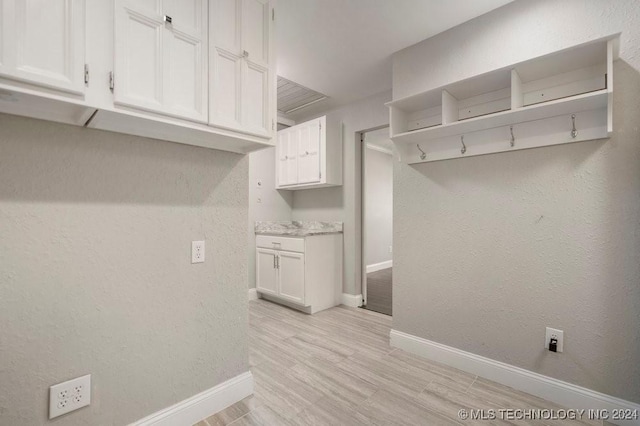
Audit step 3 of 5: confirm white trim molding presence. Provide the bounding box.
[390,330,640,426]
[130,371,253,426]
[366,260,392,274]
[341,293,363,308]
[248,288,259,301]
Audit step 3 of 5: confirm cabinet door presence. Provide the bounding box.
[277,130,290,186]
[163,0,207,122]
[241,0,272,136]
[278,251,305,305]
[114,0,164,112]
[297,119,321,184]
[240,0,270,136]
[242,60,269,135]
[209,0,242,129]
[277,129,298,186]
[256,248,277,296]
[0,0,85,94]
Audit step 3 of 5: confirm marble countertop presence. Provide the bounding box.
[255,221,343,236]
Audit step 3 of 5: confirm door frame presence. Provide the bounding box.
[357,125,390,308]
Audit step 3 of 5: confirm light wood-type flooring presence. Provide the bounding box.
[364,267,392,316]
[195,299,609,425]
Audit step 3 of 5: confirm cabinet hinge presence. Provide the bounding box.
[84,64,89,85]
[109,71,114,92]
[272,119,275,131]
[272,8,274,21]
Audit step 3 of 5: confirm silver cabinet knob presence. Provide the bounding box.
[243,50,249,58]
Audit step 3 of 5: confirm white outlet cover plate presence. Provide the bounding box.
[192,240,205,264]
[545,327,564,353]
[49,374,91,419]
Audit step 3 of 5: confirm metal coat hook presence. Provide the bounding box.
[571,114,578,139]
[460,136,467,154]
[417,144,426,160]
[510,126,515,147]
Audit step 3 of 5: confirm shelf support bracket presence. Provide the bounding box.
[571,114,578,139]
[460,136,467,155]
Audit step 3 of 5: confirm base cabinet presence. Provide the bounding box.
[255,234,342,314]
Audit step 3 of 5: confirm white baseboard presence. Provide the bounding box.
[248,288,259,301]
[341,293,363,308]
[390,330,640,426]
[366,260,392,274]
[130,371,253,426]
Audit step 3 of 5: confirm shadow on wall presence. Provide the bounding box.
[0,114,245,206]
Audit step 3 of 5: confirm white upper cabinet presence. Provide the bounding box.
[0,0,275,153]
[276,115,342,190]
[210,0,273,138]
[0,0,86,94]
[114,0,208,123]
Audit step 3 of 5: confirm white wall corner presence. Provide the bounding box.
[248,288,260,301]
[341,293,363,308]
[366,260,393,274]
[130,371,254,426]
[390,330,640,426]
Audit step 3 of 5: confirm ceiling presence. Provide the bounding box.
[277,0,513,121]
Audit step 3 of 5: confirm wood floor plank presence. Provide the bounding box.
[358,389,461,426]
[291,356,378,409]
[365,267,393,316]
[205,396,261,426]
[293,394,372,425]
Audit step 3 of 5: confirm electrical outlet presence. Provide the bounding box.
[545,327,564,353]
[49,374,91,419]
[192,240,205,264]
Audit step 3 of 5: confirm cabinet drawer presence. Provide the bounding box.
[256,235,305,253]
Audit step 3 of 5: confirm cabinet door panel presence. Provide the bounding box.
[278,251,304,305]
[286,128,299,185]
[297,120,321,184]
[256,248,277,295]
[0,0,85,94]
[210,49,242,128]
[114,1,163,111]
[243,60,268,135]
[209,0,242,128]
[277,131,290,186]
[163,0,200,31]
[241,0,268,66]
[212,0,240,53]
[164,0,207,122]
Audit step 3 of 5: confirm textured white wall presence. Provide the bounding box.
[0,115,250,425]
[365,147,393,266]
[247,148,293,289]
[392,0,640,403]
[292,90,390,295]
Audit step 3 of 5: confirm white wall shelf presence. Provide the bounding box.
[387,35,619,164]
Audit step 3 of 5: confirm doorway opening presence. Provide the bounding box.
[360,127,393,316]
